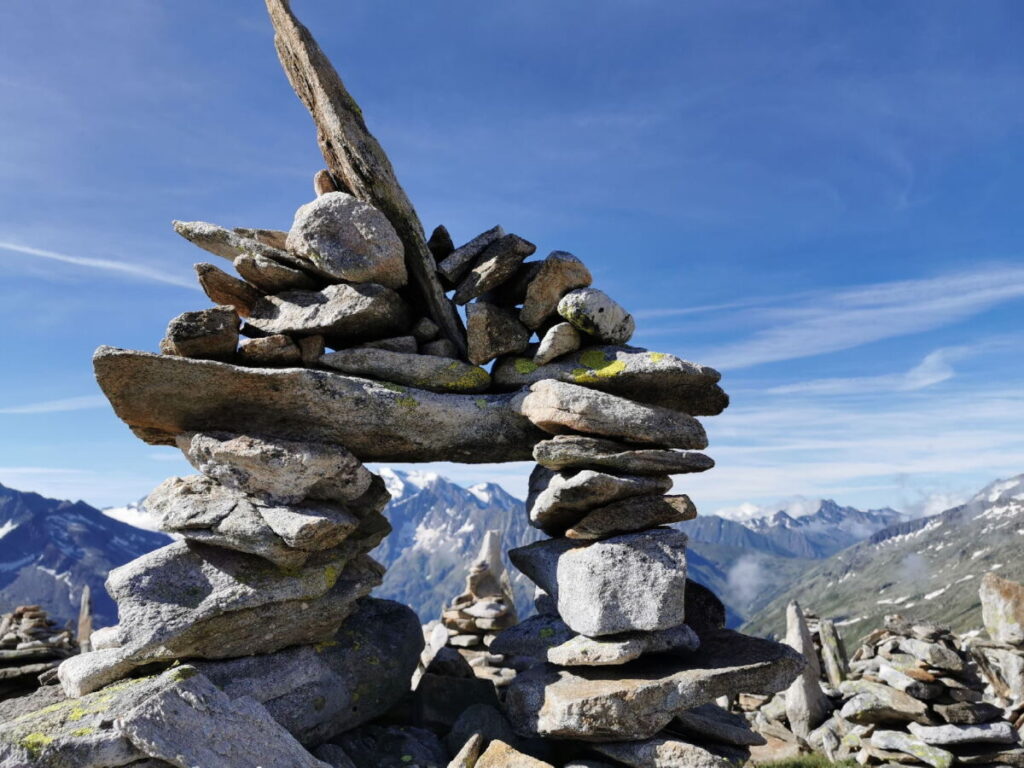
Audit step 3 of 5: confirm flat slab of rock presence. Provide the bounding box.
[466,301,531,365]
[320,348,490,393]
[592,737,749,768]
[907,721,1019,746]
[285,192,407,288]
[163,306,239,360]
[494,345,728,416]
[502,629,804,740]
[558,288,634,344]
[453,234,536,304]
[93,347,545,462]
[517,380,708,449]
[235,252,319,292]
[934,701,1003,724]
[871,730,954,768]
[438,225,505,284]
[981,572,1024,647]
[838,679,932,724]
[534,435,715,476]
[527,466,673,536]
[174,220,308,271]
[565,494,697,540]
[509,528,689,636]
[237,333,303,366]
[672,702,767,746]
[491,614,699,667]
[246,282,410,341]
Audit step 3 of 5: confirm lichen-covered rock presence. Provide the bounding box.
[237,333,303,366]
[491,614,699,667]
[534,435,715,476]
[437,225,504,284]
[907,721,1018,746]
[519,251,592,329]
[565,494,697,540]
[466,302,531,365]
[195,262,263,316]
[533,322,581,366]
[981,572,1024,647]
[517,379,708,449]
[502,630,804,740]
[177,431,373,504]
[508,529,689,636]
[592,737,750,768]
[235,251,319,292]
[320,348,491,393]
[493,345,728,416]
[162,306,238,360]
[453,234,537,305]
[838,679,932,724]
[870,730,954,768]
[286,192,407,288]
[246,283,410,341]
[557,288,634,344]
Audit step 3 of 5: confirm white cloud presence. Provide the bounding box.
[0,241,196,290]
[0,395,107,415]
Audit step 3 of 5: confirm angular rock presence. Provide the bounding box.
[420,338,459,357]
[448,735,484,768]
[534,435,715,476]
[558,288,634,344]
[533,322,581,366]
[437,225,504,284]
[237,333,303,366]
[195,262,262,316]
[818,617,848,689]
[162,306,238,360]
[593,737,749,768]
[838,679,932,724]
[466,301,531,365]
[479,260,542,306]
[232,226,288,251]
[517,379,708,449]
[526,465,673,536]
[299,334,326,366]
[174,220,307,270]
[494,346,728,416]
[907,721,1018,746]
[520,251,593,329]
[949,745,1024,767]
[898,636,964,672]
[871,730,954,768]
[320,348,490,393]
[197,599,422,746]
[235,252,319,292]
[878,660,944,700]
[427,224,454,262]
[566,494,697,540]
[286,192,408,288]
[492,614,699,667]
[453,234,537,305]
[672,702,767,747]
[503,629,803,740]
[476,740,553,768]
[177,430,373,504]
[509,529,689,636]
[411,316,440,343]
[934,701,1003,725]
[685,580,727,637]
[784,601,831,737]
[246,283,410,341]
[337,725,447,768]
[93,347,544,462]
[359,334,418,353]
[981,572,1024,647]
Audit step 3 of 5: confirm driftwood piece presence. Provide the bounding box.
[266,0,467,356]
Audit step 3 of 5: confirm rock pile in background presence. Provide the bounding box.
[0,607,77,701]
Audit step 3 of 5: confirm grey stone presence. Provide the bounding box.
[173,220,305,270]
[934,702,1003,725]
[784,601,831,737]
[195,262,262,316]
[314,744,358,768]
[58,542,382,696]
[818,617,848,689]
[672,702,767,747]
[453,234,537,305]
[871,730,954,768]
[533,322,581,366]
[949,745,1024,767]
[508,529,689,636]
[425,646,475,678]
[237,333,303,366]
[320,348,490,393]
[359,334,418,353]
[981,572,1024,647]
[907,721,1018,746]
[93,347,545,463]
[898,636,964,672]
[445,703,521,756]
[232,226,288,251]
[557,288,634,344]
[526,465,673,536]
[299,334,326,366]
[411,316,440,343]
[491,614,699,666]
[177,430,373,504]
[466,302,531,365]
[437,225,504,284]
[476,741,553,768]
[162,306,238,360]
[493,345,728,416]
[684,580,727,637]
[447,734,484,768]
[878,661,944,700]
[520,251,593,329]
[592,737,749,768]
[412,674,500,731]
[337,725,447,768]
[286,192,407,288]
[838,679,933,724]
[502,629,803,740]
[197,599,422,746]
[534,435,715,476]
[235,252,319,292]
[420,338,459,358]
[517,379,708,449]
[246,283,410,341]
[426,224,454,263]
[479,260,542,306]
[566,494,697,541]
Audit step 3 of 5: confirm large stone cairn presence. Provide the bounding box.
[0,607,77,701]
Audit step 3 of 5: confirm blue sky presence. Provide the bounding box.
[2,1,1023,516]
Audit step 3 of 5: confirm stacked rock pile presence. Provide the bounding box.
[0,607,77,701]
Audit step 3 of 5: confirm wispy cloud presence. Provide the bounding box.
[0,241,196,290]
[0,395,107,415]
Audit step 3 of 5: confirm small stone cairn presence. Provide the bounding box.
[0,607,77,701]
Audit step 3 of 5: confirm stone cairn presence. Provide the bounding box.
[0,607,77,701]
[0,2,807,766]
[744,594,1024,768]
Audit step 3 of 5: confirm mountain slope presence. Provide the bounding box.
[742,474,1024,639]
[0,483,170,628]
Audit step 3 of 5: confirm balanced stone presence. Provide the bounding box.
[162,306,238,360]
[491,614,699,667]
[466,301,531,365]
[235,252,319,292]
[557,288,634,344]
[907,722,1018,746]
[534,435,715,476]
[593,737,749,768]
[981,572,1024,647]
[527,466,673,536]
[493,345,728,416]
[565,494,697,541]
[453,234,537,304]
[534,322,581,366]
[237,334,303,366]
[285,192,407,288]
[517,379,708,449]
[174,220,307,271]
[426,224,454,262]
[195,262,263,316]
[437,225,504,284]
[509,528,689,636]
[520,251,592,329]
[246,283,410,340]
[502,630,804,740]
[320,348,490,393]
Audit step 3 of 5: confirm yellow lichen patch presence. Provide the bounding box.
[66,705,88,722]
[648,352,666,363]
[396,396,418,409]
[315,639,339,653]
[71,727,95,737]
[324,565,340,589]
[441,365,490,392]
[475,398,488,409]
[379,381,406,394]
[20,732,53,757]
[571,349,627,383]
[514,358,539,375]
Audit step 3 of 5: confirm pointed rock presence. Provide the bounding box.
[195,262,263,316]
[174,219,307,269]
[438,225,505,284]
[453,234,537,305]
[466,301,531,365]
[427,224,454,262]
[235,252,319,292]
[162,306,239,360]
[784,601,832,737]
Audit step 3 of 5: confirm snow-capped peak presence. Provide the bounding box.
[713,497,827,525]
[468,484,493,504]
[102,498,161,532]
[971,474,1024,505]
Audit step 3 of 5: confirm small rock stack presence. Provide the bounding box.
[969,572,1024,728]
[0,607,77,701]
